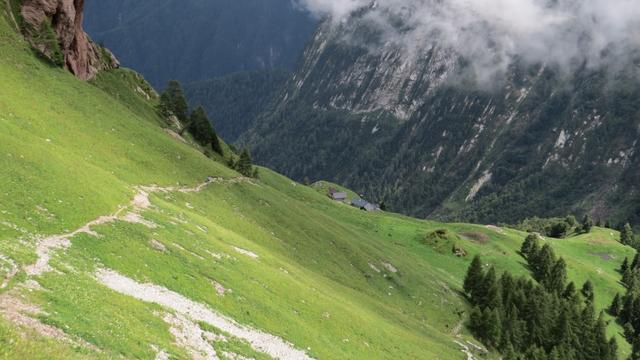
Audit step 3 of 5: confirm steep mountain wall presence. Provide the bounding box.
[244,18,640,225]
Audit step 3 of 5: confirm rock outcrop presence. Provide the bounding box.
[20,0,118,80]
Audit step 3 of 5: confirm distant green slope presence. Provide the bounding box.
[0,8,635,360]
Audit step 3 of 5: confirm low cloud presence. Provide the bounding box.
[295,0,640,81]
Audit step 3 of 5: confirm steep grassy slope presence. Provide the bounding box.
[0,9,635,360]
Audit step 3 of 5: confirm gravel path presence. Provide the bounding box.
[24,177,248,277]
[96,269,314,360]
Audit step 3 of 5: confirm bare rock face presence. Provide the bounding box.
[21,0,118,80]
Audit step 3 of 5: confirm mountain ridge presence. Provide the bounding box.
[242,16,640,226]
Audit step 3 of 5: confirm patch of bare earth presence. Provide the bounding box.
[163,312,219,360]
[233,247,259,259]
[96,269,314,360]
[0,286,97,351]
[381,262,398,273]
[24,178,244,277]
[485,225,505,234]
[591,253,613,261]
[459,232,490,244]
[0,254,18,289]
[151,344,170,360]
[149,240,167,252]
[164,128,187,143]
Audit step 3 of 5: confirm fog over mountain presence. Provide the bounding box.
[297,0,640,83]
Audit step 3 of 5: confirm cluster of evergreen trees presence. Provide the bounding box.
[621,223,638,249]
[512,215,594,239]
[158,80,259,178]
[159,80,223,156]
[464,246,617,359]
[520,234,569,293]
[610,252,640,358]
[229,148,259,178]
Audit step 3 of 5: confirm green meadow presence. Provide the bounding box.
[0,7,635,360]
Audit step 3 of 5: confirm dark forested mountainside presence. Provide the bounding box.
[83,0,316,88]
[241,19,640,226]
[184,70,289,142]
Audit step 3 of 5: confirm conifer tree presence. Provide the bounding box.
[547,258,567,294]
[581,280,595,304]
[562,281,577,300]
[236,148,254,177]
[581,214,594,233]
[632,253,640,270]
[479,266,500,309]
[520,234,539,259]
[484,307,502,348]
[610,293,622,316]
[525,346,547,360]
[502,343,518,360]
[622,223,635,247]
[623,267,635,287]
[533,244,555,284]
[608,338,618,360]
[187,106,216,146]
[159,80,188,122]
[468,305,484,334]
[464,255,484,301]
[622,257,630,273]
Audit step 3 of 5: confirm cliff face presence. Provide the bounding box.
[243,17,640,225]
[20,0,118,80]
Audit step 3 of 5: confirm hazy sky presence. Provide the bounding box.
[296,0,640,81]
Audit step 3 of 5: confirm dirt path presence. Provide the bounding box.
[96,269,314,360]
[23,177,248,277]
[0,254,17,289]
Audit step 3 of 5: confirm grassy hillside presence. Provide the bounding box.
[0,8,635,360]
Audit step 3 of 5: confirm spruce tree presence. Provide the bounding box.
[610,293,622,316]
[581,280,595,304]
[502,343,518,360]
[520,234,539,259]
[159,80,188,122]
[622,223,635,247]
[464,255,484,302]
[468,305,484,335]
[484,307,502,348]
[547,258,567,294]
[632,337,640,360]
[479,266,500,309]
[623,267,635,287]
[632,253,640,270]
[236,148,254,177]
[608,338,618,360]
[533,244,555,284]
[210,128,223,155]
[581,214,594,233]
[621,295,635,325]
[622,257,630,273]
[562,281,577,300]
